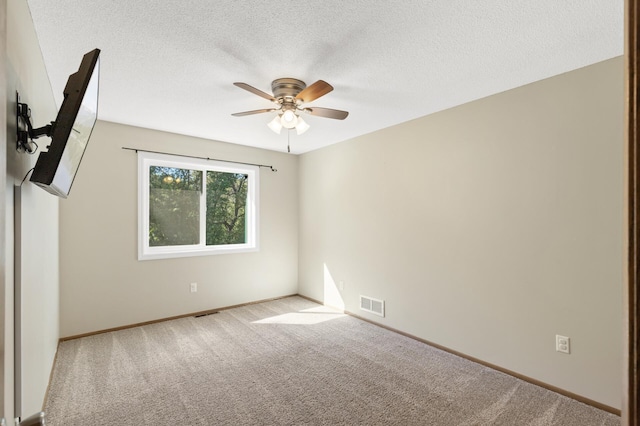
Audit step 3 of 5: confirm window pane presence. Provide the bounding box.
[149,166,202,246]
[206,171,248,245]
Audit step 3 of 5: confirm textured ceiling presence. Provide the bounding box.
[25,0,623,154]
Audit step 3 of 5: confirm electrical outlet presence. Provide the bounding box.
[190,282,197,293]
[339,281,344,291]
[556,335,570,354]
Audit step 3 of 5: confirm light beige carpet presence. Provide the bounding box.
[44,296,620,425]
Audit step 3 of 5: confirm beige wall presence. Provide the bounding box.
[6,0,60,419]
[59,121,298,337]
[298,57,624,408]
[0,0,7,419]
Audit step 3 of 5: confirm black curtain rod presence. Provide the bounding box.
[121,147,277,172]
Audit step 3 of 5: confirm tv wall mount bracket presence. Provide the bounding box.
[16,92,54,154]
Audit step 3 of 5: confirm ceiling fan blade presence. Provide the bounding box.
[231,108,276,117]
[233,82,276,102]
[303,107,349,120]
[295,80,333,103]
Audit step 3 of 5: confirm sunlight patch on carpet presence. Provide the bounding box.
[253,307,346,325]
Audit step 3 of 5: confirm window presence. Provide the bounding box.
[138,152,258,260]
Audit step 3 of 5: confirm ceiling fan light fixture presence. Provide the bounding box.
[295,116,310,135]
[267,115,283,134]
[281,109,297,129]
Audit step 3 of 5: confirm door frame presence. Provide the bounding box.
[626,1,640,424]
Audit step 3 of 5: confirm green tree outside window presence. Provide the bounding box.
[149,167,248,247]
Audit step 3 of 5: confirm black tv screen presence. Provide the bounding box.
[30,48,100,198]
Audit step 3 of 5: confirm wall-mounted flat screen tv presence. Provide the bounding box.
[30,48,100,198]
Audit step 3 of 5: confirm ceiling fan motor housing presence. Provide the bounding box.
[271,78,306,100]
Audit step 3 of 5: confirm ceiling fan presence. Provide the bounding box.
[231,78,349,135]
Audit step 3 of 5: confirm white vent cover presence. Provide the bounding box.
[360,295,385,317]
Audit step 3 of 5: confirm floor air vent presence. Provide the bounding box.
[360,295,385,317]
[194,311,219,318]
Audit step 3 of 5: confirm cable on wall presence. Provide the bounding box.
[20,168,35,186]
[121,147,278,172]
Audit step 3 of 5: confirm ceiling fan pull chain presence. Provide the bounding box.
[287,129,291,153]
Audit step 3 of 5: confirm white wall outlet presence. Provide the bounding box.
[339,281,344,291]
[190,282,197,293]
[556,335,570,354]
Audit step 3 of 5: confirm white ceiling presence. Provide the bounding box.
[25,0,624,154]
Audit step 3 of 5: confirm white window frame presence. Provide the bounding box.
[138,152,259,260]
